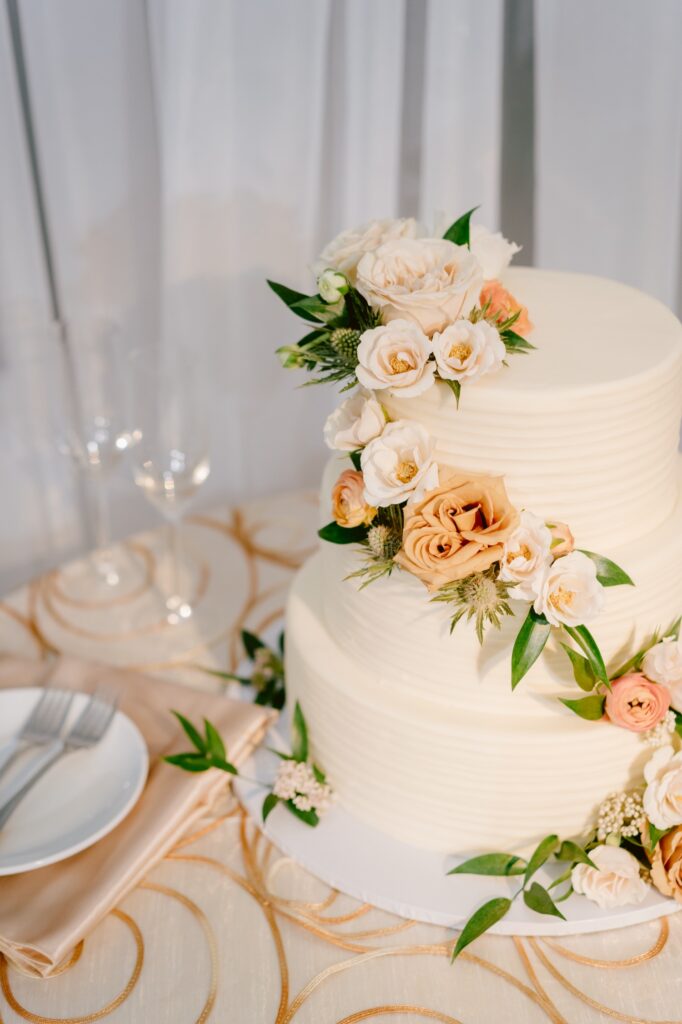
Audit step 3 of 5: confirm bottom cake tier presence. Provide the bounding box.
[286,553,648,855]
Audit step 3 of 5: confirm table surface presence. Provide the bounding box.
[1,490,681,1024]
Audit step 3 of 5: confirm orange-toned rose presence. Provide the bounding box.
[651,826,682,904]
[480,280,533,337]
[548,520,575,558]
[395,471,519,590]
[331,469,376,529]
[604,673,670,733]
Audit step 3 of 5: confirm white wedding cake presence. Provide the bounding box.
[283,264,682,855]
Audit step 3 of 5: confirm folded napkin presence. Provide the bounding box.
[0,655,275,976]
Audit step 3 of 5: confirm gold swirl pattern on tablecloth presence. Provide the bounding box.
[2,491,682,1022]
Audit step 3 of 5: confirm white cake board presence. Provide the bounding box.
[235,726,682,937]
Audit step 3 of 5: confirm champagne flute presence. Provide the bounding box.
[130,347,211,624]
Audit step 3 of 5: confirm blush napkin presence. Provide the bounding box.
[0,655,275,976]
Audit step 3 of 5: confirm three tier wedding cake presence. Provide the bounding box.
[270,209,682,934]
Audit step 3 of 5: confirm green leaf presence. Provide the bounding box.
[443,378,462,407]
[349,449,363,471]
[556,840,597,869]
[267,279,313,312]
[649,823,672,849]
[262,793,280,823]
[242,629,266,660]
[511,608,551,690]
[209,756,238,775]
[447,853,526,877]
[667,616,682,642]
[171,711,207,753]
[578,550,634,588]
[523,882,566,921]
[563,625,609,687]
[442,206,479,248]
[164,753,212,772]
[318,521,370,545]
[674,710,682,740]
[312,762,327,784]
[451,897,512,961]
[290,295,346,324]
[559,694,606,720]
[203,718,226,760]
[194,666,252,686]
[278,630,285,655]
[291,701,309,762]
[502,329,536,353]
[286,800,319,827]
[559,642,597,691]
[524,835,559,886]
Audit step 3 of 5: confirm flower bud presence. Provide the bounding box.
[318,268,349,304]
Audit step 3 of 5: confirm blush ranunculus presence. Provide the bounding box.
[604,673,670,733]
[480,280,533,338]
[331,469,376,528]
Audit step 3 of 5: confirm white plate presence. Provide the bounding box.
[0,688,148,875]
[235,724,682,937]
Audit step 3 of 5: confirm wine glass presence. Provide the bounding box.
[129,346,211,624]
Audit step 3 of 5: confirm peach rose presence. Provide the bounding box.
[547,520,575,558]
[651,825,682,904]
[604,673,670,733]
[331,469,376,529]
[480,280,532,337]
[395,471,519,590]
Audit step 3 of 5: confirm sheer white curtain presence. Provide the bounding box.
[1,0,681,593]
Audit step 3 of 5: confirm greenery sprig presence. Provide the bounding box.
[198,629,286,710]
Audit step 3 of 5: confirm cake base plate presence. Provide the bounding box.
[235,726,682,937]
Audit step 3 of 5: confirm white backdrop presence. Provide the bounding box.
[1,0,681,593]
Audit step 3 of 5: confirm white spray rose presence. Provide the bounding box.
[431,319,505,384]
[317,268,349,303]
[534,550,605,627]
[643,746,682,830]
[323,390,386,452]
[361,420,438,508]
[356,320,435,398]
[356,238,482,337]
[314,218,419,283]
[499,510,552,601]
[571,845,648,909]
[642,638,682,712]
[469,224,521,281]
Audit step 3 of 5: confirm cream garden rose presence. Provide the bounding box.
[431,319,505,385]
[642,638,682,712]
[356,320,435,397]
[534,550,604,627]
[643,746,682,830]
[323,390,386,452]
[361,420,437,508]
[499,510,552,601]
[314,217,418,283]
[356,238,482,337]
[571,844,648,909]
[469,224,521,281]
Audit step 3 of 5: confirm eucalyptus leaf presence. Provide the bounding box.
[559,642,597,691]
[511,608,551,690]
[556,840,597,869]
[448,853,526,877]
[318,521,369,545]
[442,206,479,248]
[577,550,634,588]
[242,629,266,660]
[523,882,566,920]
[262,793,280,823]
[204,718,226,760]
[171,710,207,753]
[292,701,309,762]
[562,625,609,687]
[451,897,512,961]
[559,694,606,720]
[524,835,559,885]
[164,753,212,772]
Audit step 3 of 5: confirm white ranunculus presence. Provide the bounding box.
[356,320,436,398]
[499,510,553,601]
[317,268,349,304]
[323,390,386,452]
[571,845,648,909]
[534,550,605,627]
[356,238,483,337]
[314,218,419,283]
[643,746,682,830]
[642,639,682,714]
[431,319,505,384]
[361,420,438,508]
[469,224,521,281]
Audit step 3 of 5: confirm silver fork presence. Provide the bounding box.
[0,688,75,781]
[0,690,118,829]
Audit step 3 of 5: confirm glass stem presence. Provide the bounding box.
[93,470,111,553]
[169,517,182,601]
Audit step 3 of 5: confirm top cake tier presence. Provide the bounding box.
[382,267,682,550]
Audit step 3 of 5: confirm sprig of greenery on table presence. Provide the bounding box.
[197,629,286,709]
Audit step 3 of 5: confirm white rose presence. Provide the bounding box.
[571,845,648,909]
[314,218,419,283]
[356,320,435,398]
[469,224,521,281]
[431,319,505,384]
[323,390,386,452]
[317,268,349,304]
[534,550,605,627]
[642,638,682,712]
[499,510,552,601]
[361,420,438,508]
[643,746,682,830]
[356,238,482,337]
